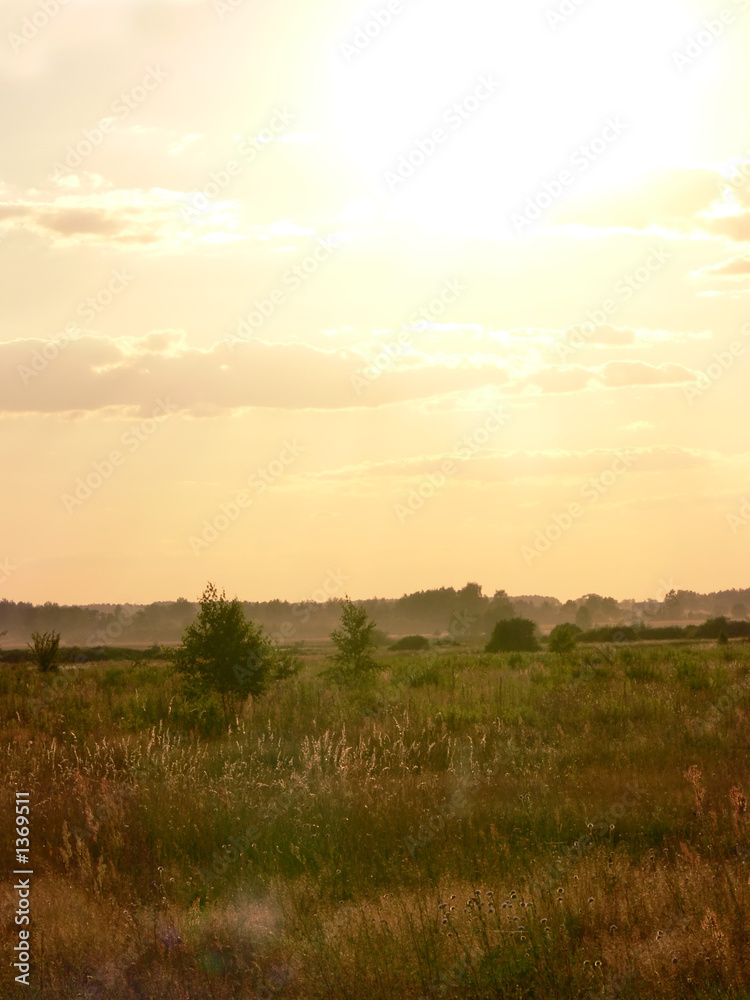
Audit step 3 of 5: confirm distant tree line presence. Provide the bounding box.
[1,585,748,648]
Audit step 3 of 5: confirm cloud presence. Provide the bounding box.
[594,360,693,388]
[553,165,750,242]
[0,331,703,417]
[0,186,189,247]
[299,446,717,489]
[696,256,750,278]
[0,181,313,249]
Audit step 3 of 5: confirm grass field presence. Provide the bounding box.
[2,640,750,998]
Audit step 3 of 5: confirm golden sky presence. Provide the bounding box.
[2,0,750,604]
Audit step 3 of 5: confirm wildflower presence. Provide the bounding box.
[700,908,724,939]
[730,786,748,832]
[684,764,706,812]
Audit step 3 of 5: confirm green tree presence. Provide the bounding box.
[29,630,60,672]
[174,583,273,722]
[485,617,539,653]
[329,598,379,679]
[548,622,581,654]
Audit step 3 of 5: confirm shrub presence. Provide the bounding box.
[485,617,539,653]
[28,630,61,673]
[548,623,581,654]
[389,635,430,651]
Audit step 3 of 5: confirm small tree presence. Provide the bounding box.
[174,583,273,722]
[485,617,539,653]
[548,622,581,654]
[329,598,379,680]
[29,631,60,672]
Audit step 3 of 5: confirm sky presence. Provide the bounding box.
[1,0,750,605]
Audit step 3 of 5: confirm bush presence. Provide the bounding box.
[28,631,60,673]
[485,618,539,653]
[548,623,581,654]
[389,635,430,651]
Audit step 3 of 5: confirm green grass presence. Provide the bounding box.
[2,641,750,998]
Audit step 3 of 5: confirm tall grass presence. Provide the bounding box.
[1,642,749,997]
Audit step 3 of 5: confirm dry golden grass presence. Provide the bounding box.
[1,642,750,997]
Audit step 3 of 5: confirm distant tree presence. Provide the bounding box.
[548,622,582,654]
[29,630,60,672]
[575,605,593,631]
[174,583,273,722]
[329,598,379,679]
[557,599,578,624]
[485,617,540,653]
[732,603,747,620]
[695,616,730,639]
[390,635,430,651]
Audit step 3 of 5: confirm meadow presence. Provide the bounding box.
[2,639,750,999]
